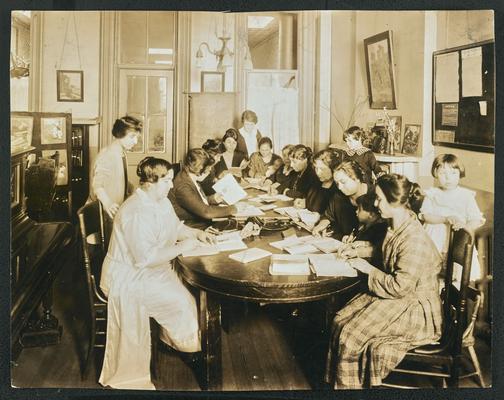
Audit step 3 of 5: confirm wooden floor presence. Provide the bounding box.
[10,239,492,391]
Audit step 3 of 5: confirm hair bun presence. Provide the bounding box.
[137,156,154,177]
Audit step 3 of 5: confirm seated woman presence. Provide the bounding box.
[312,161,370,240]
[214,128,249,179]
[248,137,282,178]
[266,144,295,188]
[200,138,223,195]
[169,148,238,226]
[325,174,442,389]
[274,144,317,200]
[99,157,215,390]
[306,149,341,214]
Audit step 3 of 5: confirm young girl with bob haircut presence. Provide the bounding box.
[99,157,215,390]
[325,173,442,389]
[420,153,485,281]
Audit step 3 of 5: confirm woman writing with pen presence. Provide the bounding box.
[312,161,372,240]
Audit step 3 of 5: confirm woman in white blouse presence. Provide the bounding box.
[99,157,214,390]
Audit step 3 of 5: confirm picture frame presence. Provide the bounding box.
[42,149,69,186]
[402,124,421,155]
[10,115,34,153]
[201,71,225,93]
[389,115,402,152]
[363,30,397,109]
[56,70,84,102]
[40,117,66,145]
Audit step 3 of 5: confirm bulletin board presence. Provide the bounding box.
[432,40,494,153]
[188,92,236,149]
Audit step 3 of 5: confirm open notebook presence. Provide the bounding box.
[269,254,311,275]
[308,254,358,277]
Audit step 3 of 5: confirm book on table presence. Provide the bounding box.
[269,254,311,275]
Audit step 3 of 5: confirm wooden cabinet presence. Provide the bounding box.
[70,124,90,216]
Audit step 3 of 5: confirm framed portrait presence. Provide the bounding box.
[42,149,68,186]
[201,71,225,93]
[57,70,84,102]
[10,115,33,153]
[402,124,421,155]
[41,117,66,145]
[364,30,397,109]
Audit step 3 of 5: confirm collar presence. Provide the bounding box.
[135,187,157,207]
[344,146,371,156]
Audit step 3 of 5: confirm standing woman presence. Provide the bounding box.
[170,148,238,226]
[236,109,262,157]
[275,144,317,200]
[306,149,341,214]
[90,116,141,241]
[312,161,368,240]
[214,128,249,179]
[325,174,442,389]
[99,157,214,390]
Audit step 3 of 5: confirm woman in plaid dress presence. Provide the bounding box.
[325,174,443,389]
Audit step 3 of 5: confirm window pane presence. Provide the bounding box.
[129,113,145,153]
[147,76,167,114]
[119,11,147,64]
[148,115,166,152]
[126,75,146,115]
[148,12,175,66]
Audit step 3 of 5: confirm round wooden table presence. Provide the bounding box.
[176,229,361,390]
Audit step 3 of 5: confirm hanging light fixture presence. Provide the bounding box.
[195,13,234,72]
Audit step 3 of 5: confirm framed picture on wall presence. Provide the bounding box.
[364,30,397,109]
[201,71,225,93]
[57,70,84,102]
[402,124,421,155]
[10,115,34,153]
[41,117,66,144]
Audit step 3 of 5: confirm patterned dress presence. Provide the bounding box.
[325,213,443,389]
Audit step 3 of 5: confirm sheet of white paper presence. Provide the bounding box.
[233,205,265,217]
[269,254,311,276]
[181,244,220,257]
[479,100,487,116]
[435,52,459,103]
[269,236,305,250]
[303,237,344,253]
[212,174,247,205]
[309,254,358,277]
[259,204,277,211]
[462,47,483,97]
[216,240,248,252]
[216,231,243,242]
[285,243,319,255]
[229,247,272,263]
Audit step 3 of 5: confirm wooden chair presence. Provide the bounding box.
[382,227,486,388]
[78,200,161,382]
[77,201,108,379]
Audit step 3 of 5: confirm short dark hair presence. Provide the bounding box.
[202,139,223,156]
[431,153,466,178]
[377,173,424,214]
[112,115,142,139]
[222,128,239,143]
[184,148,214,175]
[356,192,380,215]
[290,144,312,161]
[313,149,341,171]
[258,137,273,149]
[241,110,258,124]
[334,161,364,182]
[343,126,364,141]
[136,157,172,184]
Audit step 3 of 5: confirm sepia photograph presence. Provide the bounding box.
[7,5,496,397]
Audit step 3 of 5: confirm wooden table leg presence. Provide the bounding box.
[199,290,222,390]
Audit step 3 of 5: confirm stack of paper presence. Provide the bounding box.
[229,247,272,263]
[213,174,247,205]
[259,204,277,211]
[284,243,319,255]
[308,254,358,277]
[269,254,311,275]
